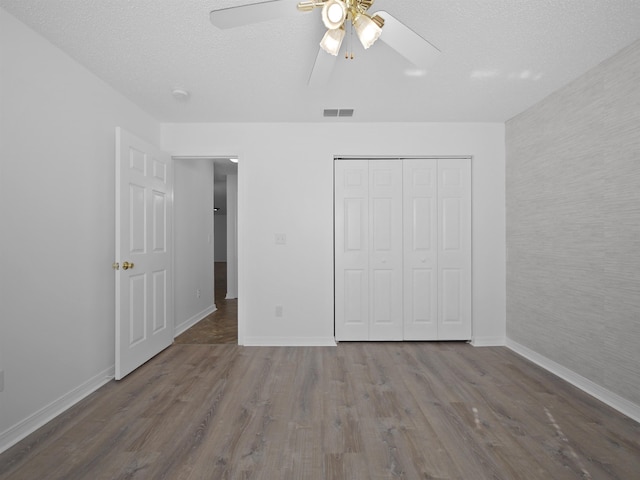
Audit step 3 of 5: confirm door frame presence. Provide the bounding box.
[171,155,243,345]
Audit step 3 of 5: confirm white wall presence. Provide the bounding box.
[161,123,506,346]
[173,159,216,335]
[0,8,160,451]
[225,174,239,300]
[506,39,640,419]
[214,215,227,262]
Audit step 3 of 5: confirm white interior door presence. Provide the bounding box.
[335,160,369,340]
[115,127,173,380]
[403,159,438,340]
[438,159,471,339]
[369,161,403,340]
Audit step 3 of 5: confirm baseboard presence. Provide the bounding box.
[506,338,640,424]
[174,304,216,338]
[470,336,506,347]
[243,337,337,347]
[0,365,114,455]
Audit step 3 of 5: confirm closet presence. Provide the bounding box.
[334,158,471,341]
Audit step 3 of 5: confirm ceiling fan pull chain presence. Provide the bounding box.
[344,24,351,60]
[345,21,349,58]
[350,21,355,59]
[344,20,352,60]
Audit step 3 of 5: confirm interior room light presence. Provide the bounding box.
[319,27,346,56]
[321,0,346,30]
[327,3,345,22]
[171,88,190,101]
[296,0,387,59]
[353,14,383,49]
[229,158,238,163]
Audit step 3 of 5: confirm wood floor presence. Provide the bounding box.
[1,342,638,479]
[175,262,237,345]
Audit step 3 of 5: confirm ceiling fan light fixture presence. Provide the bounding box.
[296,1,319,12]
[319,26,346,56]
[322,0,347,29]
[353,13,383,49]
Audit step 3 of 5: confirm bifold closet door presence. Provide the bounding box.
[334,160,403,340]
[369,161,403,340]
[437,159,471,339]
[335,158,470,341]
[335,160,369,340]
[403,158,471,340]
[403,159,438,340]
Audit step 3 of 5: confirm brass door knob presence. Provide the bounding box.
[122,261,135,270]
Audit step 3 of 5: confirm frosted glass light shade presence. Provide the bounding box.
[322,0,347,29]
[353,14,382,49]
[319,27,345,56]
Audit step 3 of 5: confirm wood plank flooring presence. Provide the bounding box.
[1,342,638,479]
[175,262,237,345]
[173,303,237,345]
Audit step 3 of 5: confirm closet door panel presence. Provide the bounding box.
[335,160,369,340]
[438,159,472,340]
[403,159,438,339]
[369,161,403,340]
[336,157,472,342]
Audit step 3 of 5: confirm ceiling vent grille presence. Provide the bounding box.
[323,109,354,117]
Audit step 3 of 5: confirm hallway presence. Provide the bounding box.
[174,262,237,344]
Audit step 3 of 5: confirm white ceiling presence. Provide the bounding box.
[2,0,640,123]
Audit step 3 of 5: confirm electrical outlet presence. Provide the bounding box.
[275,305,283,317]
[275,233,286,245]
[196,288,201,298]
[0,370,4,393]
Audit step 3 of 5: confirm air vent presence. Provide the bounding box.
[323,109,354,118]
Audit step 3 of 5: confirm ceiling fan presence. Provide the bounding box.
[209,0,441,86]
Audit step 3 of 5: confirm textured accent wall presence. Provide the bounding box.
[506,39,640,406]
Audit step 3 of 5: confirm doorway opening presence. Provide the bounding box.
[173,156,238,345]
[174,263,237,344]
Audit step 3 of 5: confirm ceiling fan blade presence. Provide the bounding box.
[308,47,337,87]
[210,0,301,29]
[375,11,441,69]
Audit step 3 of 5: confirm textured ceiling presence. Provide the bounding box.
[2,0,639,122]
